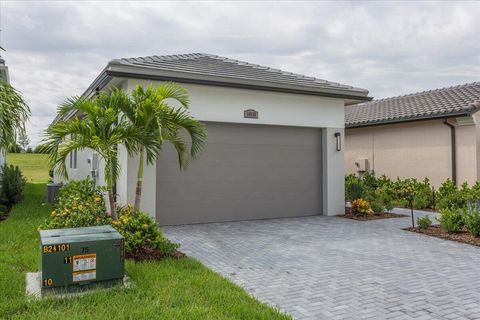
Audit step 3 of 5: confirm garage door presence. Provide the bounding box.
[156,122,322,225]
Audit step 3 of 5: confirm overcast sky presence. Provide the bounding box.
[2,1,480,145]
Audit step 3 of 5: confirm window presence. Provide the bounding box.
[69,150,77,169]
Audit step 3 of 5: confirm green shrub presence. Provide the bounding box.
[0,204,8,217]
[345,174,365,202]
[40,178,111,230]
[361,172,380,191]
[113,205,179,255]
[0,164,26,206]
[413,178,434,209]
[436,179,462,210]
[468,182,480,204]
[40,178,179,256]
[370,200,385,214]
[377,181,396,212]
[417,215,432,229]
[436,208,464,233]
[464,208,480,237]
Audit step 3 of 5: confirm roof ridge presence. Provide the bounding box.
[116,53,211,64]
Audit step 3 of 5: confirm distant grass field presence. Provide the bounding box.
[6,153,50,183]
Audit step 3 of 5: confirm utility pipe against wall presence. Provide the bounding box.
[443,118,457,185]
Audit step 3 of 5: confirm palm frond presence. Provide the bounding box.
[0,81,31,149]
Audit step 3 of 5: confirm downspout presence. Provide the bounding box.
[443,118,457,185]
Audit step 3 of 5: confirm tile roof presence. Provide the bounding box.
[107,53,369,98]
[346,82,480,127]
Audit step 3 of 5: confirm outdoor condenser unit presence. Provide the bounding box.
[39,225,124,294]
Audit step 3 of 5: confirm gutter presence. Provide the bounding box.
[443,118,457,185]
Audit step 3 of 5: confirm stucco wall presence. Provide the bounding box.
[345,119,478,187]
[126,79,346,128]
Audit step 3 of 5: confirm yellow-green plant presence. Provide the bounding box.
[351,198,373,216]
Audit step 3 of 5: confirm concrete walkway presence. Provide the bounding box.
[164,209,480,320]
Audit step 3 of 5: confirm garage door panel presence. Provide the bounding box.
[156,122,322,225]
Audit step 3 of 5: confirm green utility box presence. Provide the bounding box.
[39,225,124,294]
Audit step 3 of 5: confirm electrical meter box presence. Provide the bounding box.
[39,225,124,294]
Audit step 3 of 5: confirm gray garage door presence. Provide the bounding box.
[156,122,322,225]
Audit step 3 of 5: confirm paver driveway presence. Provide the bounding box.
[164,209,480,320]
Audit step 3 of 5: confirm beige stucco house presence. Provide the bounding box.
[345,82,480,187]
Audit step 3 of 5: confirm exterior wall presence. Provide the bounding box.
[456,121,478,185]
[54,148,93,184]
[322,127,345,215]
[345,119,478,187]
[126,79,345,128]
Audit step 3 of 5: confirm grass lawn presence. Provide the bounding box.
[0,156,290,319]
[6,153,50,183]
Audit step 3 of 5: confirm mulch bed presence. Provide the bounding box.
[405,225,480,247]
[126,247,186,262]
[339,212,408,221]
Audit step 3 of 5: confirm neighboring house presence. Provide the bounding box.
[345,82,480,187]
[53,53,371,225]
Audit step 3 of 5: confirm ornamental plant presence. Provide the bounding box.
[436,208,464,233]
[39,179,111,230]
[0,164,26,206]
[351,198,373,216]
[112,205,179,255]
[416,215,432,230]
[464,203,480,237]
[39,178,179,256]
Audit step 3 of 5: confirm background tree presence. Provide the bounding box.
[43,91,160,219]
[17,131,30,153]
[0,81,30,152]
[117,83,207,211]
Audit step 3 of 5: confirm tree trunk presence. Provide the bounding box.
[108,190,117,220]
[134,147,144,211]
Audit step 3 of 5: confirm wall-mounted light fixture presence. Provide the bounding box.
[334,132,342,151]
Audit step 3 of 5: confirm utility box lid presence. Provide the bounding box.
[40,225,122,245]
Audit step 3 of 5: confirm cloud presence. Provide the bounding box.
[1,1,480,145]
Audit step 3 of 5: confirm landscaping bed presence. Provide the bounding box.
[406,225,480,247]
[126,247,186,261]
[340,212,407,221]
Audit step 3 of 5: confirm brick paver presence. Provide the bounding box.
[164,209,480,320]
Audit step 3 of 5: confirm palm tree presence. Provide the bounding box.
[117,83,207,211]
[43,90,160,219]
[0,81,30,151]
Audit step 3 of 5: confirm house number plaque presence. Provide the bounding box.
[244,109,258,119]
